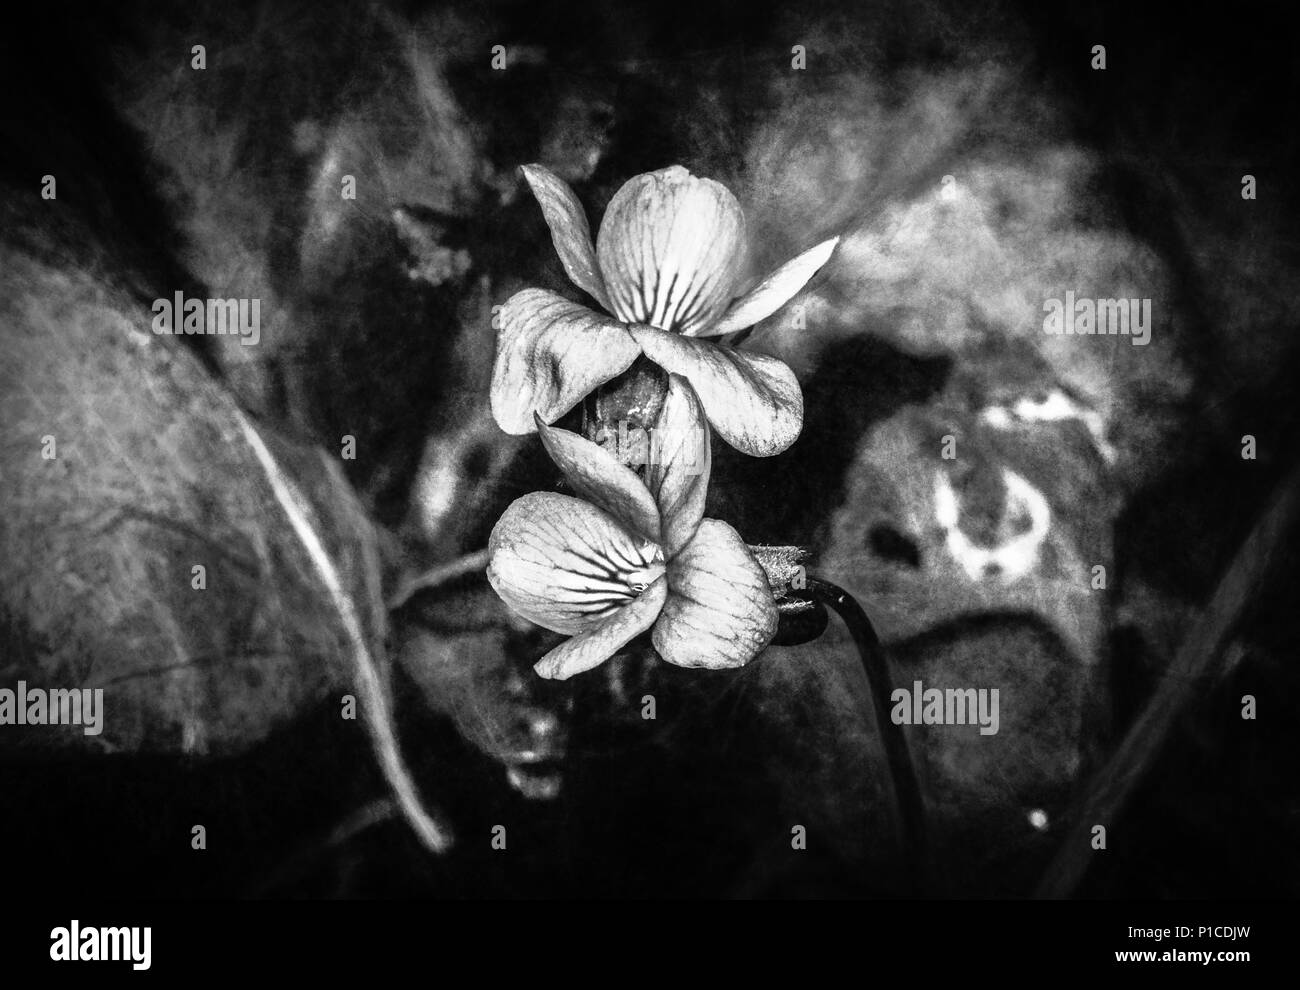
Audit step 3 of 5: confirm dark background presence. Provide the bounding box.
[1,0,1297,898]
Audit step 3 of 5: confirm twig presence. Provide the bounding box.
[808,576,928,892]
[1035,462,1300,898]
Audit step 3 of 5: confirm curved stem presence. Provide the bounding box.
[808,576,927,891]
[387,548,490,610]
[237,414,453,856]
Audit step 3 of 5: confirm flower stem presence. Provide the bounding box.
[387,548,490,611]
[808,576,927,892]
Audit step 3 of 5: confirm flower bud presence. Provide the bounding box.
[583,355,670,472]
[749,545,828,645]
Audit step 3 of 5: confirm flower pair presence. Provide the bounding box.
[491,164,838,457]
[487,377,778,680]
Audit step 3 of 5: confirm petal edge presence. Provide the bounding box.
[534,576,667,680]
[490,288,641,435]
[645,375,710,557]
[521,164,612,310]
[631,326,804,457]
[704,236,840,337]
[536,416,662,546]
[596,166,745,334]
[487,492,657,635]
[653,519,778,669]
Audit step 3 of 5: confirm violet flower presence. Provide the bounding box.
[487,375,778,679]
[491,164,838,457]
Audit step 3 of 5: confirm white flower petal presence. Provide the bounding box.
[703,236,840,337]
[645,375,710,558]
[596,166,745,334]
[534,576,667,680]
[629,326,804,457]
[520,164,612,310]
[536,416,662,546]
[490,288,641,435]
[487,492,663,635]
[653,520,778,669]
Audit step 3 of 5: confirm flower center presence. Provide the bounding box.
[625,541,666,595]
